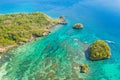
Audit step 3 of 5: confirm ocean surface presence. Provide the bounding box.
[0,0,120,80]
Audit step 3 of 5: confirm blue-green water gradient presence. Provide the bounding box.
[0,0,120,80]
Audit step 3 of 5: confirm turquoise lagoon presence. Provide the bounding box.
[0,0,120,80]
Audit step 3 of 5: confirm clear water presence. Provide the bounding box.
[0,0,120,80]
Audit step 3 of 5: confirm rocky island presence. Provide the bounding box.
[80,64,89,73]
[0,12,67,55]
[89,40,111,60]
[73,23,83,29]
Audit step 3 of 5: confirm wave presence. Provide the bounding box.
[105,40,115,44]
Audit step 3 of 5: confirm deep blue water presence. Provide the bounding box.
[0,0,120,80]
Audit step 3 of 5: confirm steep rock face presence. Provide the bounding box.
[89,40,111,60]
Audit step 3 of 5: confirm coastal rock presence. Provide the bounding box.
[89,40,111,60]
[59,16,67,24]
[18,42,25,45]
[42,31,50,36]
[73,23,83,29]
[54,16,67,25]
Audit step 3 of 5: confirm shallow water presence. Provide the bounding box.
[0,0,120,80]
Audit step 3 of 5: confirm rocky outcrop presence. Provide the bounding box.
[80,64,89,73]
[73,23,83,29]
[54,16,67,25]
[89,40,111,60]
[42,31,51,36]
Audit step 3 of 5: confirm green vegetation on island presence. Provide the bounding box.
[59,16,64,19]
[80,64,89,73]
[55,16,67,25]
[89,40,111,60]
[73,23,83,29]
[0,12,67,54]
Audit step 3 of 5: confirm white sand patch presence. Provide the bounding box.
[0,62,8,80]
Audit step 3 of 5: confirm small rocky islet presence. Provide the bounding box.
[89,40,111,60]
[72,23,111,61]
[73,23,83,29]
[72,23,111,73]
[80,64,89,73]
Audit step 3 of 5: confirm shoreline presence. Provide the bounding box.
[0,44,17,56]
[0,14,67,56]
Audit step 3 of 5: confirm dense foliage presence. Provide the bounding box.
[0,12,55,47]
[89,40,111,60]
[73,23,83,29]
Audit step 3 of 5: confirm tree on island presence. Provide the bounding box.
[89,40,111,60]
[59,16,64,19]
[73,23,83,29]
[80,64,89,73]
[55,16,67,24]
